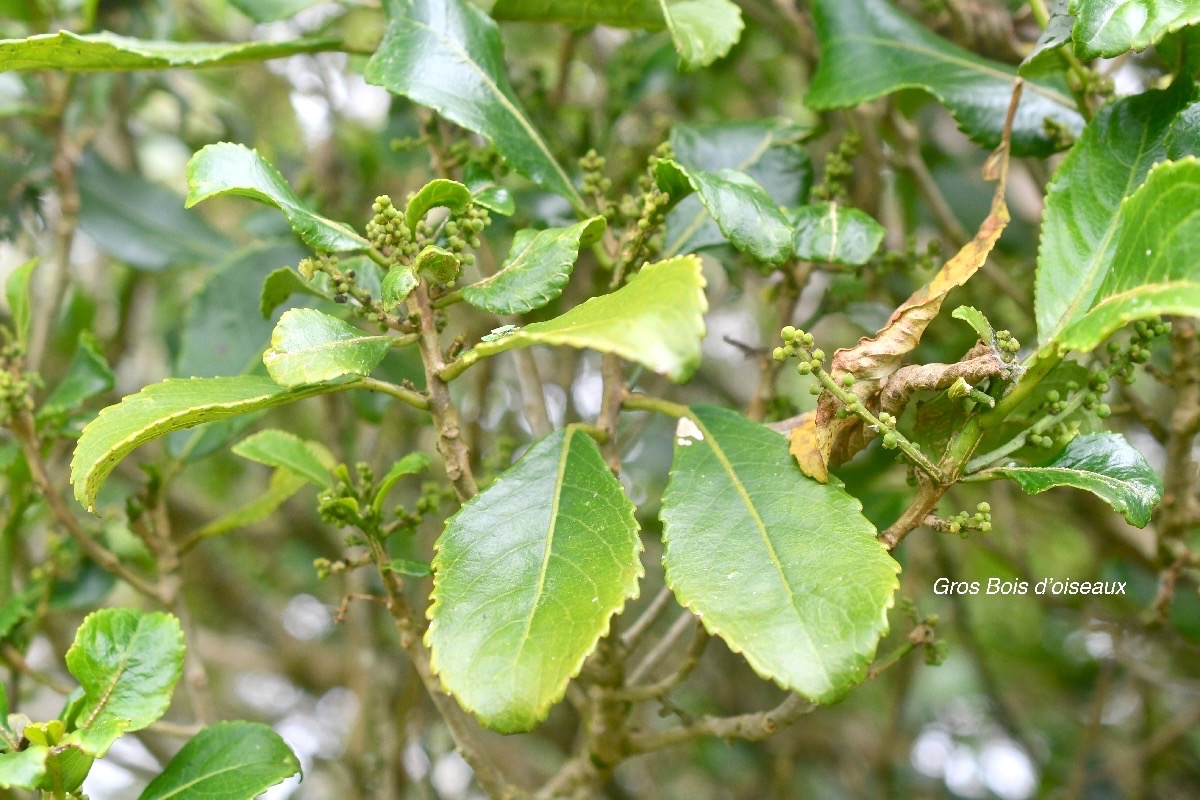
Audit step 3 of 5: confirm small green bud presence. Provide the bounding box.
[797,361,813,375]
[842,374,855,387]
[977,502,991,514]
[772,347,787,361]
[811,349,826,362]
[781,325,797,341]
[1096,403,1112,419]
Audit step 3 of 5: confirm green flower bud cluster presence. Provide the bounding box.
[0,331,38,421]
[367,195,417,258]
[580,149,613,213]
[1103,316,1170,384]
[774,326,831,395]
[318,463,376,531]
[941,502,992,538]
[995,329,1021,362]
[1042,117,1076,152]
[877,411,902,449]
[925,638,949,666]
[442,204,490,269]
[811,132,862,204]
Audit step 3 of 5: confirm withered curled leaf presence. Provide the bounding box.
[790,86,1021,482]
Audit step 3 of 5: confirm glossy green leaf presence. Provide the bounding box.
[191,469,308,542]
[233,429,331,487]
[71,375,336,510]
[366,0,584,209]
[428,426,642,732]
[187,143,370,253]
[807,0,1083,155]
[381,266,419,309]
[404,179,472,230]
[657,160,793,264]
[78,151,229,271]
[414,245,461,284]
[0,30,339,71]
[0,747,48,789]
[458,255,707,382]
[664,120,812,257]
[462,217,605,314]
[230,0,325,22]
[260,267,327,319]
[1036,90,1198,344]
[1055,158,1200,352]
[660,406,899,703]
[39,333,114,420]
[4,257,35,347]
[659,0,743,69]
[989,433,1163,526]
[790,202,885,266]
[139,721,301,800]
[65,609,184,731]
[1071,0,1200,58]
[490,0,664,28]
[264,308,392,387]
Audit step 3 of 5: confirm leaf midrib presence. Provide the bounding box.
[1002,464,1156,505]
[821,35,1074,107]
[509,429,575,681]
[687,414,833,688]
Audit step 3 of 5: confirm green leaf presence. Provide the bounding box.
[806,0,1083,155]
[428,426,642,732]
[414,245,461,284]
[179,243,308,379]
[659,0,743,69]
[186,143,370,253]
[364,0,584,210]
[1071,0,1200,58]
[951,305,996,345]
[65,609,184,731]
[77,151,230,271]
[404,178,473,230]
[657,160,794,264]
[139,721,301,800]
[373,452,432,513]
[381,266,419,309]
[660,406,899,703]
[490,0,664,28]
[790,202,885,266]
[264,308,393,387]
[190,469,308,542]
[462,217,605,314]
[233,429,331,487]
[260,267,328,319]
[230,0,325,22]
[464,164,515,216]
[1020,0,1075,76]
[664,120,812,258]
[1055,158,1200,352]
[989,433,1163,527]
[65,718,131,758]
[0,747,48,789]
[4,257,35,347]
[39,332,114,420]
[1036,90,1198,345]
[457,255,707,382]
[0,30,339,71]
[71,376,337,511]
